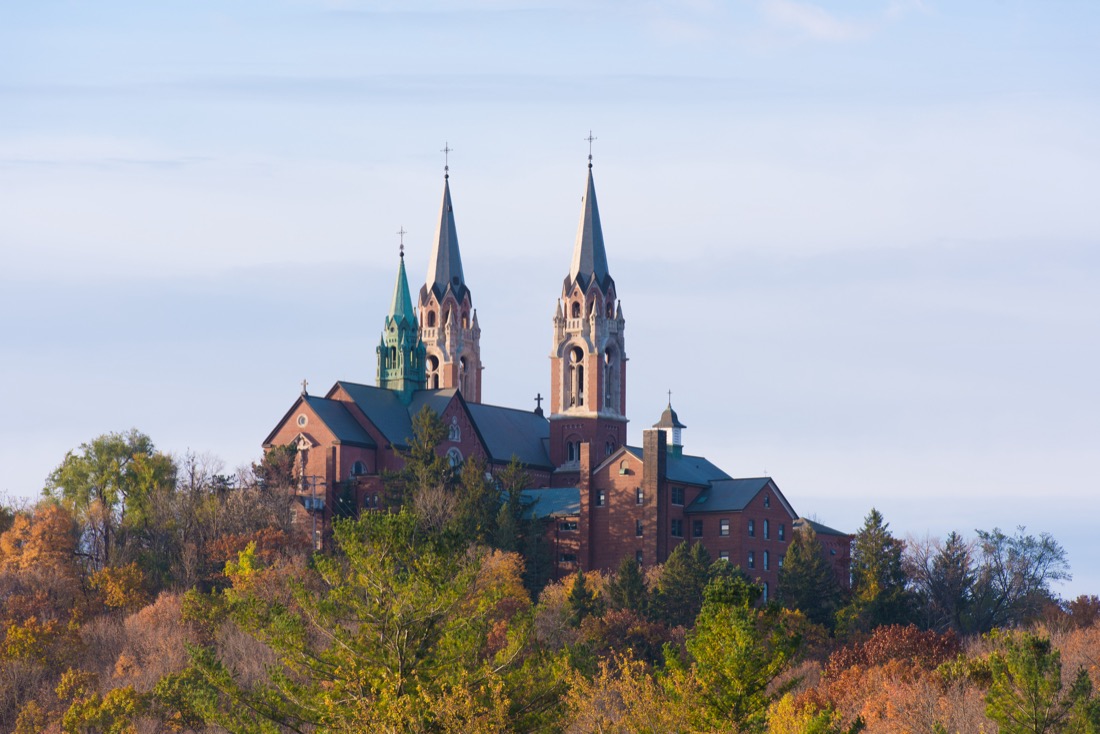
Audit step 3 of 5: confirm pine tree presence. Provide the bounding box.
[607,556,649,615]
[568,570,601,627]
[838,508,913,634]
[654,542,711,627]
[778,525,841,628]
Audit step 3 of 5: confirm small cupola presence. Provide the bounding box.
[653,399,686,457]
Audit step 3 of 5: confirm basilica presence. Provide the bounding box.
[263,154,850,597]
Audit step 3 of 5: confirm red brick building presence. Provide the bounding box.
[263,156,851,594]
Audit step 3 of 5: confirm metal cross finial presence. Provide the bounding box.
[667,389,672,405]
[397,226,407,258]
[585,130,597,168]
[301,379,309,396]
[441,142,452,179]
[535,393,543,410]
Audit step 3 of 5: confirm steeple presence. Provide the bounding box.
[548,147,627,469]
[378,247,426,403]
[418,158,483,403]
[567,166,612,292]
[654,399,686,457]
[425,177,467,302]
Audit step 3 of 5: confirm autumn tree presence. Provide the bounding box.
[970,526,1071,632]
[778,525,841,629]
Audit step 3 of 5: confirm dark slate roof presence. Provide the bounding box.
[304,396,377,448]
[425,177,467,302]
[654,403,686,429]
[466,402,552,468]
[408,388,458,419]
[565,166,614,294]
[520,487,580,519]
[686,477,773,513]
[794,517,850,537]
[335,382,418,448]
[623,446,731,487]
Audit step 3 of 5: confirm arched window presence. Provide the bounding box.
[603,348,616,409]
[571,301,581,319]
[459,356,468,396]
[448,416,461,442]
[427,310,436,328]
[606,300,614,318]
[389,346,397,364]
[350,460,366,477]
[568,347,585,407]
[461,311,469,329]
[446,447,463,467]
[426,355,440,389]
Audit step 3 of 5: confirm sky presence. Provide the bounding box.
[2,1,1098,597]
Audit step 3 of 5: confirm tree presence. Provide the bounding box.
[654,542,711,628]
[838,508,913,634]
[607,556,649,616]
[907,531,976,633]
[451,456,500,545]
[677,575,803,732]
[985,630,1100,733]
[970,527,1070,632]
[778,525,841,629]
[568,571,602,627]
[43,430,176,572]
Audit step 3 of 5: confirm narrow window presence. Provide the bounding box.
[635,487,644,505]
[719,519,730,537]
[571,301,581,318]
[748,551,756,569]
[427,311,436,328]
[764,550,770,570]
[764,494,771,508]
[779,555,784,568]
[635,520,643,537]
[671,519,683,537]
[635,550,644,565]
[748,519,755,537]
[764,519,770,540]
[692,519,703,538]
[596,490,606,507]
[779,523,786,541]
[671,487,684,506]
[763,582,769,603]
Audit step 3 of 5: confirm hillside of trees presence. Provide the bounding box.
[2,414,1098,733]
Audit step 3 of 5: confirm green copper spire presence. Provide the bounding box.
[389,247,415,326]
[378,244,426,403]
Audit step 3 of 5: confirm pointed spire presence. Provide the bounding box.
[569,164,611,289]
[426,176,466,299]
[389,246,415,325]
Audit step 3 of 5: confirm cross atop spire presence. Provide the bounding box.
[397,226,407,259]
[585,130,597,169]
[441,142,452,179]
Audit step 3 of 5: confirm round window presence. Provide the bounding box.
[297,414,308,427]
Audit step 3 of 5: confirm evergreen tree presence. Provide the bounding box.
[838,508,913,634]
[655,542,711,627]
[451,455,500,544]
[607,556,649,615]
[929,531,975,632]
[493,457,530,553]
[568,570,602,627]
[778,525,841,628]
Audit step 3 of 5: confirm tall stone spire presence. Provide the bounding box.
[418,163,483,402]
[425,177,467,302]
[568,167,611,291]
[548,151,627,469]
[378,247,426,403]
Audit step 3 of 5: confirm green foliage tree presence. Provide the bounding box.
[777,525,841,629]
[838,508,913,634]
[985,630,1100,733]
[43,430,177,572]
[176,510,559,732]
[654,541,711,627]
[451,455,500,545]
[607,556,649,616]
[677,575,803,733]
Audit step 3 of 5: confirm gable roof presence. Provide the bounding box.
[685,477,798,518]
[622,446,731,487]
[794,517,850,537]
[304,396,376,448]
[333,381,419,448]
[466,402,552,468]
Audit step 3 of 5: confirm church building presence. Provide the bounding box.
[262,151,851,597]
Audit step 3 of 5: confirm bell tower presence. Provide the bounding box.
[418,151,483,402]
[549,152,627,468]
[377,246,426,403]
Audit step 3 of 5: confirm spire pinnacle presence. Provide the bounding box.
[388,243,415,324]
[568,161,611,289]
[426,174,466,300]
[586,130,596,169]
[441,141,452,180]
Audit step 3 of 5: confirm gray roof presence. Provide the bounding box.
[304,396,377,448]
[566,166,613,292]
[425,177,467,301]
[520,487,580,519]
[335,381,419,448]
[623,446,731,487]
[466,402,552,468]
[794,517,850,537]
[686,477,773,513]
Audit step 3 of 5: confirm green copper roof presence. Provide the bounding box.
[389,253,416,325]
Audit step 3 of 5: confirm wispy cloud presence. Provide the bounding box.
[760,0,869,42]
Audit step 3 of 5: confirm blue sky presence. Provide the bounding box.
[2,0,1098,596]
